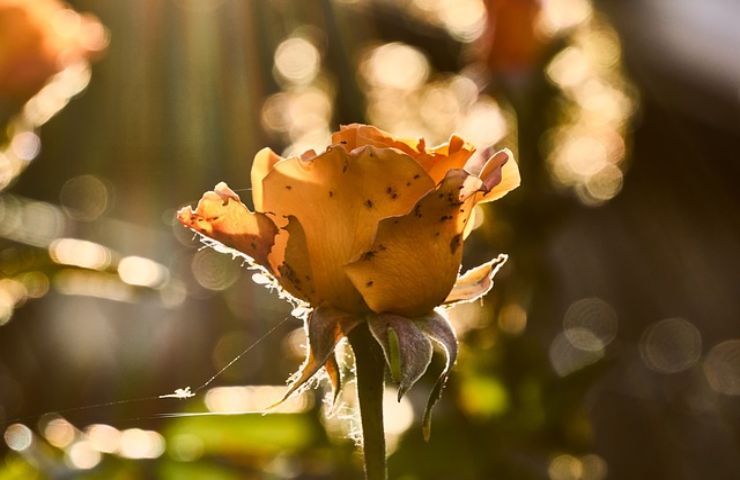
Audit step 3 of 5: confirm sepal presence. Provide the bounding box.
[367,314,433,400]
[416,310,459,441]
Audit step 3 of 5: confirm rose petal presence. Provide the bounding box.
[262,145,435,313]
[443,254,508,306]
[251,147,284,212]
[276,216,318,304]
[345,169,479,317]
[416,310,458,441]
[424,134,476,184]
[176,182,278,268]
[368,313,433,400]
[477,149,520,203]
[275,307,361,405]
[266,218,289,275]
[333,124,475,183]
[462,204,485,239]
[332,124,420,156]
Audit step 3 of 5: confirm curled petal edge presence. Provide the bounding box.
[443,254,508,307]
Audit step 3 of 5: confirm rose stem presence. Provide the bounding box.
[349,323,388,480]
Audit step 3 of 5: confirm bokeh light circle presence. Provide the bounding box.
[362,42,430,91]
[191,249,241,291]
[4,423,32,452]
[274,37,321,85]
[549,332,604,377]
[703,339,740,395]
[59,174,110,221]
[639,318,702,374]
[66,440,101,470]
[563,297,618,352]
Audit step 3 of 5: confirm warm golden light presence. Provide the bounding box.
[457,96,509,148]
[538,0,593,36]
[547,46,591,89]
[0,0,105,189]
[118,255,169,289]
[4,424,33,452]
[42,417,76,449]
[54,269,135,302]
[410,0,487,42]
[359,42,513,147]
[548,453,608,480]
[84,424,121,454]
[0,196,65,247]
[383,387,414,453]
[66,440,101,470]
[274,36,321,85]
[9,132,41,161]
[448,300,486,336]
[118,429,165,459]
[362,43,430,91]
[49,238,112,270]
[542,15,635,205]
[16,271,50,299]
[498,303,528,335]
[437,0,487,42]
[0,278,26,325]
[548,454,583,480]
[0,298,12,326]
[382,388,414,436]
[204,385,312,414]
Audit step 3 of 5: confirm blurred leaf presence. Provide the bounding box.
[159,460,241,480]
[459,374,510,420]
[164,413,319,457]
[0,456,39,480]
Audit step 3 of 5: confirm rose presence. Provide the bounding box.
[0,0,107,106]
[178,124,519,437]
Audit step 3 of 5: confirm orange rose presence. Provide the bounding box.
[0,0,106,105]
[178,124,519,436]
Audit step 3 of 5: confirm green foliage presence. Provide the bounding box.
[164,413,318,456]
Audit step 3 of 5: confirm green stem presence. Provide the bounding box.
[348,323,387,480]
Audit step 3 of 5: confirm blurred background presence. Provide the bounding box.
[1,0,739,478]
